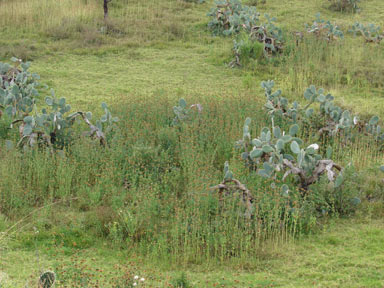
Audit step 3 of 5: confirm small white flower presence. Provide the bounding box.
[307,144,319,150]
[353,116,359,125]
[140,278,145,282]
[134,275,139,280]
[133,283,137,286]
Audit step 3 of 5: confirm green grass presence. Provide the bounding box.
[1,0,384,286]
[2,218,384,287]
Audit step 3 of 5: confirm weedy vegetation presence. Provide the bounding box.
[0,0,383,286]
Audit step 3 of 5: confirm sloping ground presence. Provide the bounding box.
[0,0,384,286]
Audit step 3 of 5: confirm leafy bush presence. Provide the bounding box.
[349,22,383,43]
[207,0,260,36]
[305,13,344,41]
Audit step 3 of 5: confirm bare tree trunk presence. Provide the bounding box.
[104,0,112,20]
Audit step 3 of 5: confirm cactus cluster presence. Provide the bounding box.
[236,118,343,193]
[229,14,284,67]
[261,80,384,144]
[0,57,41,119]
[207,0,260,36]
[365,115,384,143]
[172,98,202,125]
[305,13,344,41]
[262,80,299,122]
[0,59,118,149]
[250,14,284,54]
[349,22,383,43]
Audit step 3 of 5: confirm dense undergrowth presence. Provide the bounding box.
[0,0,384,286]
[0,64,382,265]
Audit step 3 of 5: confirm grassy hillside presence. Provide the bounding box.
[0,0,383,286]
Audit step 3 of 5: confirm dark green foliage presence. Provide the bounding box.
[39,271,56,288]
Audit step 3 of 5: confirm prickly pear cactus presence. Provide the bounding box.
[172,98,202,125]
[305,13,344,41]
[349,22,383,43]
[236,117,343,193]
